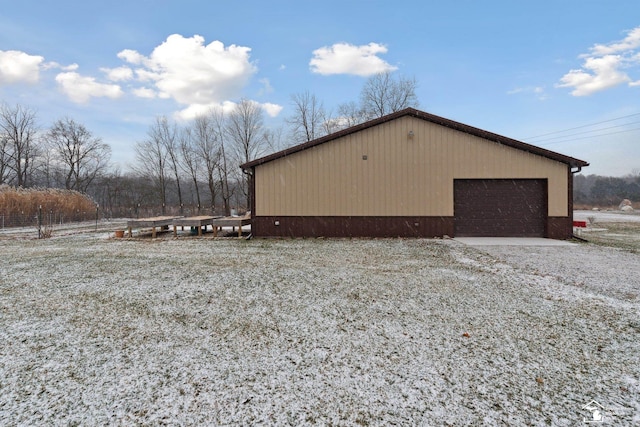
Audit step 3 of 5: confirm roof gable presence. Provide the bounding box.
[241,108,589,170]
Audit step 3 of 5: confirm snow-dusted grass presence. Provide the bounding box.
[574,210,640,252]
[574,210,640,223]
[1,236,638,425]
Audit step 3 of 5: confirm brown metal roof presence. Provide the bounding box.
[240,108,590,170]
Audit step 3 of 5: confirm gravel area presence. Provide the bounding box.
[1,235,638,425]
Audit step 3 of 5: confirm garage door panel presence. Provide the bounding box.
[454,179,546,237]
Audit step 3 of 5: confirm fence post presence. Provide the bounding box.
[38,205,42,239]
[95,204,99,232]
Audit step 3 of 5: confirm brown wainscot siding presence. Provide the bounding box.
[547,217,573,240]
[252,216,454,238]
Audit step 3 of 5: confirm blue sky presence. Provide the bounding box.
[0,0,639,176]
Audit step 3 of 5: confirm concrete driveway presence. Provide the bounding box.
[453,237,577,246]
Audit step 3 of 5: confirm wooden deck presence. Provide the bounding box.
[171,216,218,236]
[127,216,182,238]
[211,216,252,238]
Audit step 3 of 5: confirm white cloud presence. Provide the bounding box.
[1,35,270,113]
[589,27,640,56]
[132,87,157,98]
[261,102,283,117]
[173,100,282,121]
[174,100,238,121]
[133,68,157,83]
[55,72,123,103]
[42,62,78,71]
[507,86,548,100]
[119,34,257,106]
[309,42,397,76]
[117,49,144,65]
[0,50,44,84]
[558,26,640,96]
[174,103,217,120]
[557,55,631,96]
[102,66,134,82]
[258,77,273,95]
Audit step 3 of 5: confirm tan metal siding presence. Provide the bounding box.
[255,116,568,217]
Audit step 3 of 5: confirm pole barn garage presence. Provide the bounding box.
[241,108,589,239]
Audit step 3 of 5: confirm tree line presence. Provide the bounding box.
[574,173,640,207]
[132,100,271,217]
[0,72,419,218]
[0,104,111,191]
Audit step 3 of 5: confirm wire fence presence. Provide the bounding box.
[1,212,90,230]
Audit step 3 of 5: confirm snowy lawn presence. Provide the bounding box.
[574,210,640,252]
[1,235,638,425]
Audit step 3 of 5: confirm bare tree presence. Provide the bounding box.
[178,127,203,214]
[46,117,111,192]
[211,109,233,216]
[34,137,54,188]
[336,101,369,128]
[286,91,326,144]
[360,72,418,119]
[0,134,10,184]
[135,119,169,213]
[227,99,267,211]
[264,126,285,152]
[319,108,340,136]
[0,103,39,187]
[190,113,220,214]
[91,167,125,218]
[154,117,184,214]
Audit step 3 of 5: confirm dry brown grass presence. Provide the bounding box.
[0,185,96,225]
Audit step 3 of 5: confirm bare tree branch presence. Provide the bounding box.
[46,117,110,193]
[134,118,169,212]
[0,103,39,187]
[286,91,326,144]
[226,99,266,211]
[360,72,418,119]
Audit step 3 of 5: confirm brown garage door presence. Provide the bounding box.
[454,179,547,237]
